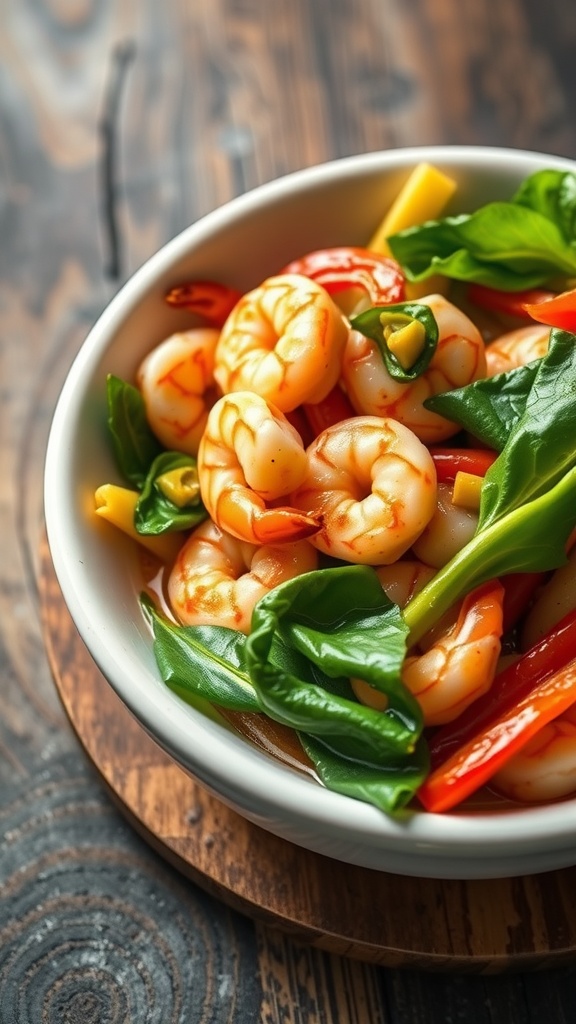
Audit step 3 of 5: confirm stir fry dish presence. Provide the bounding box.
[95,162,576,815]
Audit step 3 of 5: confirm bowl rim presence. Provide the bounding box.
[44,144,576,869]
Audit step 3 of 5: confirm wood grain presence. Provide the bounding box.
[3,0,576,1019]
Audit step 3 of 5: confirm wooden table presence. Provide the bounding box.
[3,1,576,1020]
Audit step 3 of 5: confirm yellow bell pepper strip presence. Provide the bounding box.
[418,651,576,813]
[165,280,242,327]
[281,246,406,306]
[523,285,576,332]
[468,284,555,319]
[94,484,184,563]
[451,471,484,511]
[368,162,457,254]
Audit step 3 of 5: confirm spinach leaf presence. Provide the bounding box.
[135,451,207,535]
[141,594,260,712]
[107,374,162,488]
[425,361,539,452]
[300,732,429,814]
[245,566,421,757]
[404,329,576,644]
[350,302,439,381]
[387,169,576,291]
[513,169,576,240]
[478,330,576,529]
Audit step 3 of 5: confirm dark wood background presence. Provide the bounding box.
[2,0,576,1020]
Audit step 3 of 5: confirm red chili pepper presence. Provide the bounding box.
[165,280,242,327]
[303,385,356,436]
[418,655,576,813]
[427,607,576,774]
[428,447,498,483]
[523,286,576,332]
[467,284,555,319]
[281,247,406,306]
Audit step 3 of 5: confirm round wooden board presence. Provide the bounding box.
[39,538,576,974]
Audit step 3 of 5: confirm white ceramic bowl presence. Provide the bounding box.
[45,146,576,879]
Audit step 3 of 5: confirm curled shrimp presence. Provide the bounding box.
[341,294,486,443]
[197,390,320,545]
[213,273,349,412]
[484,323,550,376]
[491,704,576,803]
[168,518,318,633]
[137,327,220,455]
[402,581,505,727]
[291,415,437,565]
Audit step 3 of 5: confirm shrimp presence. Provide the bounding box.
[213,273,349,412]
[401,581,505,727]
[137,327,220,456]
[491,704,576,803]
[375,559,437,608]
[290,415,437,565]
[197,390,320,545]
[168,518,318,633]
[484,323,550,376]
[341,293,486,443]
[411,482,479,570]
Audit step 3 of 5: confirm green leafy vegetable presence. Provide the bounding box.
[387,169,576,291]
[245,566,420,757]
[513,168,576,240]
[300,733,429,814]
[403,330,576,644]
[141,593,260,712]
[350,301,439,381]
[425,361,539,452]
[135,451,207,535]
[107,374,162,488]
[478,330,576,530]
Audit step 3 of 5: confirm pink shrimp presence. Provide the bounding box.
[197,390,320,545]
[137,327,220,455]
[168,519,318,633]
[341,293,487,443]
[213,274,349,411]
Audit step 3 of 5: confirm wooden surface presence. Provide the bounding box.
[3,0,576,1020]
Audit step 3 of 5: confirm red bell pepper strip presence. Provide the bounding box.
[418,653,576,813]
[303,385,356,436]
[165,280,242,327]
[427,607,576,773]
[428,447,498,484]
[281,247,406,306]
[467,284,555,320]
[523,286,576,333]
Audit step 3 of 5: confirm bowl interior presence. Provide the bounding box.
[45,146,576,877]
